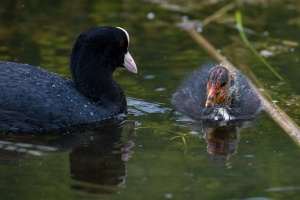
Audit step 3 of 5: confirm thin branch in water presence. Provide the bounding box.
[202,2,236,26]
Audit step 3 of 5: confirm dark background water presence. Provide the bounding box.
[0,0,300,199]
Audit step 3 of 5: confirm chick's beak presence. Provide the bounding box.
[205,82,220,107]
[123,52,137,74]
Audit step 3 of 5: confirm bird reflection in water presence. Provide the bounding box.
[196,120,257,169]
[201,122,240,169]
[0,120,137,195]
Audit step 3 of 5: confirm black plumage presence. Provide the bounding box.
[0,26,137,133]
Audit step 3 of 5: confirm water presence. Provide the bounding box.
[0,0,300,199]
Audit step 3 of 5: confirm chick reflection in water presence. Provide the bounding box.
[203,123,240,169]
[0,121,136,195]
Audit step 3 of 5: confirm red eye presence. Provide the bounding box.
[119,41,124,47]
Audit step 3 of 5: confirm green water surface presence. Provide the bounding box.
[0,0,300,199]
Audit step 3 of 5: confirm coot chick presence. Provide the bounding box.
[0,26,137,133]
[172,64,262,121]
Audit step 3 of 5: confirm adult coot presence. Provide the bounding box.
[0,26,137,133]
[172,64,262,121]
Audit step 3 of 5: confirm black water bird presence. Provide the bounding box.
[0,26,137,133]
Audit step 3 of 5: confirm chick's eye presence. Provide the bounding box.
[221,82,227,87]
[119,41,124,47]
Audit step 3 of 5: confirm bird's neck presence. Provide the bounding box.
[72,61,124,103]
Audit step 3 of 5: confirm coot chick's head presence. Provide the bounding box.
[70,26,137,98]
[205,66,234,107]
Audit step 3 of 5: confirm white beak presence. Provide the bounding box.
[123,52,137,74]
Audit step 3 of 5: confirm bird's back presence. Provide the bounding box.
[0,61,120,132]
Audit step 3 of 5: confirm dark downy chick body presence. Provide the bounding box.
[172,64,262,121]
